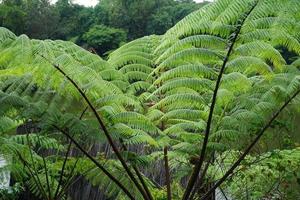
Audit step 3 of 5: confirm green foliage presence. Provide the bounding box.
[146,1,204,35]
[97,0,187,39]
[82,24,127,55]
[0,4,26,35]
[0,0,59,39]
[0,183,24,200]
[0,0,300,199]
[54,0,94,41]
[210,148,300,199]
[0,0,201,54]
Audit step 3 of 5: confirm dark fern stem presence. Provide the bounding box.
[164,146,172,200]
[53,126,136,200]
[38,53,151,200]
[182,1,259,200]
[120,139,154,200]
[199,87,300,200]
[54,139,73,199]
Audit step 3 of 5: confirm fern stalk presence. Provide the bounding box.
[16,151,49,200]
[120,139,154,200]
[159,85,172,200]
[26,133,50,199]
[191,105,230,200]
[188,156,212,200]
[55,158,80,200]
[54,139,73,199]
[200,87,300,200]
[182,1,259,199]
[164,147,172,200]
[42,154,51,199]
[54,106,89,199]
[53,126,136,200]
[40,54,150,200]
[38,133,52,199]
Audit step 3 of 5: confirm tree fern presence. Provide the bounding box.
[1,0,300,199]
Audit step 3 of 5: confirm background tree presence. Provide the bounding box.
[82,24,127,55]
[146,0,205,35]
[54,0,94,41]
[0,0,203,54]
[0,0,26,35]
[23,0,59,39]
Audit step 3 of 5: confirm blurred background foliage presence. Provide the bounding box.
[0,0,208,56]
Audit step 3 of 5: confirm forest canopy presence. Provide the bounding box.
[0,0,300,200]
[0,0,205,55]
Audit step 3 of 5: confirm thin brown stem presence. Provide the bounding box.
[54,106,89,199]
[16,151,49,200]
[54,139,73,199]
[56,158,80,200]
[35,133,52,199]
[182,2,259,199]
[164,147,172,200]
[42,155,51,199]
[26,133,49,199]
[120,140,154,200]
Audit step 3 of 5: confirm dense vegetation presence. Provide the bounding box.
[0,0,300,200]
[0,0,205,55]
